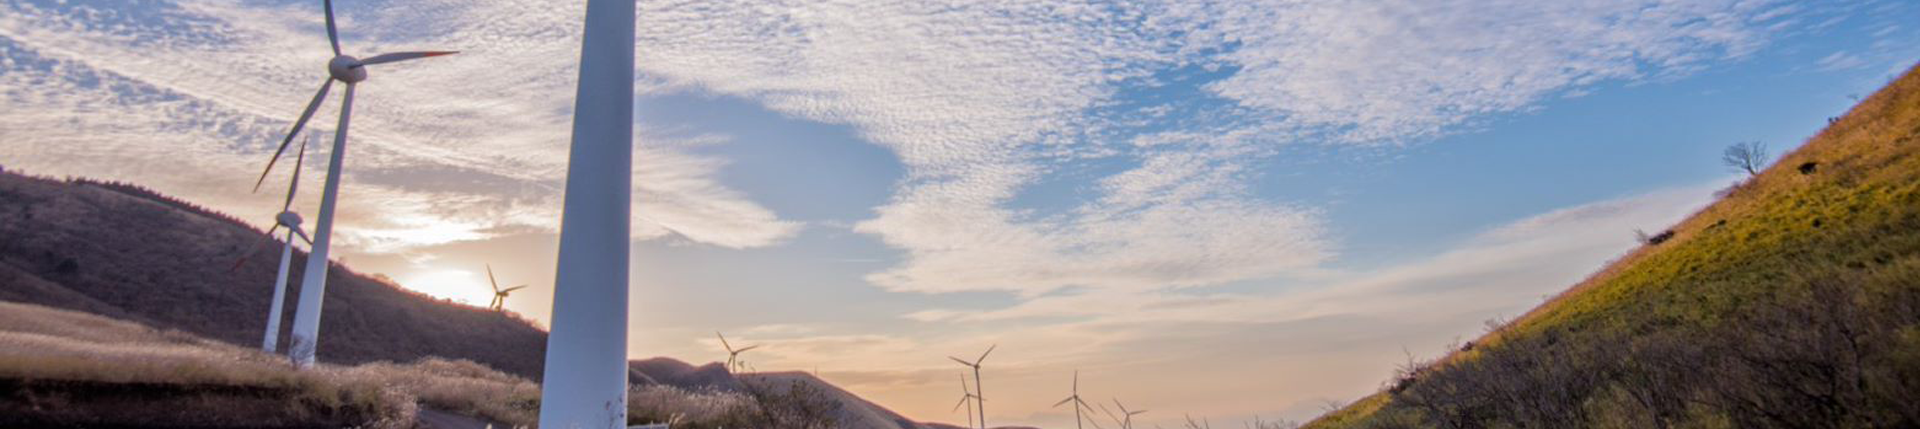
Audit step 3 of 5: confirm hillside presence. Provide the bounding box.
[0,169,959,428]
[0,172,548,376]
[623,358,944,429]
[1304,64,1920,428]
[0,300,540,428]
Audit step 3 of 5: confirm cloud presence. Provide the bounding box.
[878,182,1721,424]
[624,0,1797,295]
[1185,0,1784,142]
[0,0,797,252]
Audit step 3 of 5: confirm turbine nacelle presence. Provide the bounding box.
[328,55,369,83]
[276,211,305,228]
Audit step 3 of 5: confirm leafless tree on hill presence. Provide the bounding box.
[1723,141,1770,176]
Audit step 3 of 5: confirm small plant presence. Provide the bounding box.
[1633,228,1674,245]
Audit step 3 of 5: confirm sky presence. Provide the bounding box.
[1,0,1917,426]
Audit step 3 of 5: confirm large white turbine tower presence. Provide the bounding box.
[253,0,455,367]
[535,0,635,424]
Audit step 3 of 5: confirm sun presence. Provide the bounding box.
[396,269,494,307]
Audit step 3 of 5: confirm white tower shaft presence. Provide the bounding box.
[287,83,354,367]
[263,230,294,352]
[536,0,634,425]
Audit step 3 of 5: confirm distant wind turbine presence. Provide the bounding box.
[1111,398,1148,429]
[949,344,996,429]
[259,0,456,367]
[231,135,314,354]
[1052,370,1098,429]
[484,264,528,311]
[716,332,761,373]
[954,373,979,429]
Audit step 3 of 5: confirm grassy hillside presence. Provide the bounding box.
[0,173,548,378]
[1305,63,1920,428]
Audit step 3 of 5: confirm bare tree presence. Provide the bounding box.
[1722,141,1770,176]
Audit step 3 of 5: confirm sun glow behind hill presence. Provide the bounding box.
[398,268,494,307]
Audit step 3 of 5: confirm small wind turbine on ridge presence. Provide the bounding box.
[716,332,761,373]
[484,264,528,311]
[231,134,314,354]
[255,0,456,367]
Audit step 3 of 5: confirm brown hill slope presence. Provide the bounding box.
[0,171,961,428]
[0,173,547,378]
[1304,63,1920,428]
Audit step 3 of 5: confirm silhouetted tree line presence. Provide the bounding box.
[1371,262,1920,428]
[67,178,255,231]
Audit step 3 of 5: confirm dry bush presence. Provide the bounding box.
[337,358,542,426]
[627,384,761,428]
[739,377,844,429]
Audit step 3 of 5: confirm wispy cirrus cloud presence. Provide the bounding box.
[0,0,796,253]
[630,0,1799,295]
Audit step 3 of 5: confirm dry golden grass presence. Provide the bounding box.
[1304,63,1920,428]
[0,301,554,427]
[0,300,818,428]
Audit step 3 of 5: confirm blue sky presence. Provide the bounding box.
[2,0,1917,425]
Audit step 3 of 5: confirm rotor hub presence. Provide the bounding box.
[277,211,304,228]
[327,55,368,83]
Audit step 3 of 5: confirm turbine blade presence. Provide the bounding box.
[487,264,500,292]
[501,285,529,293]
[716,332,732,352]
[954,396,970,412]
[282,135,309,211]
[357,51,458,66]
[1054,397,1074,408]
[978,344,997,363]
[323,0,340,55]
[291,226,312,245]
[948,356,975,367]
[735,344,761,353]
[253,79,332,192]
[1131,410,1149,416]
[228,223,282,272]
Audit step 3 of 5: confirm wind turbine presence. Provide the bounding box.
[484,264,528,311]
[949,344,996,429]
[954,373,979,429]
[716,332,761,373]
[1111,398,1148,429]
[1052,370,1098,429]
[260,0,456,367]
[231,135,314,354]
[536,0,635,422]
